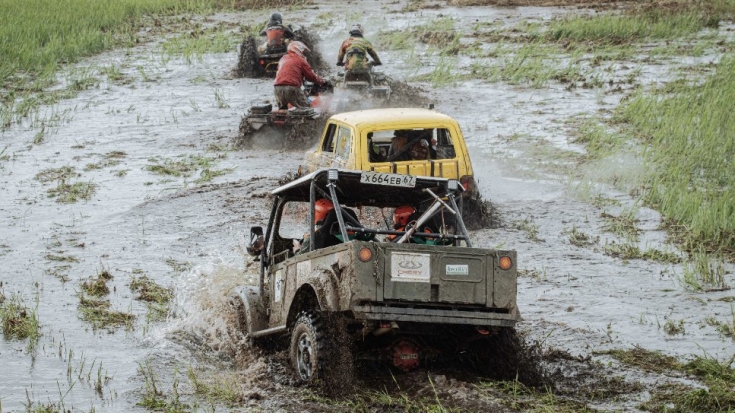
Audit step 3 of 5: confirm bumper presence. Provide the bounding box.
[351,304,519,328]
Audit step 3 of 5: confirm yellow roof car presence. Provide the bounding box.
[303,108,475,190]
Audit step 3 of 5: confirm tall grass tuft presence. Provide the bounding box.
[547,1,735,45]
[617,54,735,256]
[0,293,41,353]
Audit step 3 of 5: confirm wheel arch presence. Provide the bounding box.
[286,272,340,329]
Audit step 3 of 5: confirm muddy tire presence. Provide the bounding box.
[289,311,353,392]
[236,116,254,148]
[236,36,261,78]
[461,188,493,230]
[290,311,328,384]
[466,328,545,387]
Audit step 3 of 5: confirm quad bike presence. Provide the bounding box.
[236,28,325,78]
[333,62,391,112]
[237,81,334,148]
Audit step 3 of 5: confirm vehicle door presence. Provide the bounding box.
[308,123,338,171]
[267,200,310,326]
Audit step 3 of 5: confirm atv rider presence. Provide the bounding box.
[258,12,295,54]
[274,41,329,110]
[336,24,382,78]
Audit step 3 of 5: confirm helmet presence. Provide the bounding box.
[393,205,415,227]
[349,23,364,36]
[287,41,310,58]
[314,199,334,224]
[270,12,282,24]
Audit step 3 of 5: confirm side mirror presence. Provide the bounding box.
[246,226,265,256]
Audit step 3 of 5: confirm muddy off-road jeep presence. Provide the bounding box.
[229,168,519,384]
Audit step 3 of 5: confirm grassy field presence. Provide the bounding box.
[618,55,735,257]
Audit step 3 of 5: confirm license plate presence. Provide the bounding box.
[360,172,416,187]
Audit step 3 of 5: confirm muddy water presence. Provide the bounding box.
[1,2,734,412]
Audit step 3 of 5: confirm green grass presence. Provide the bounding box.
[80,269,113,297]
[35,166,79,183]
[681,249,727,291]
[606,348,735,412]
[639,352,735,413]
[0,293,41,352]
[78,295,135,331]
[468,42,586,88]
[704,305,735,340]
[545,2,730,46]
[600,209,640,241]
[160,23,236,63]
[616,54,735,256]
[145,155,218,178]
[0,0,223,87]
[603,240,681,264]
[564,226,597,247]
[599,346,682,374]
[47,181,97,203]
[478,380,595,412]
[130,276,172,305]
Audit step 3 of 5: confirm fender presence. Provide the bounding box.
[285,266,342,328]
[228,286,268,334]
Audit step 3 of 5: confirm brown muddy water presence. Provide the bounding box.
[1,1,734,412]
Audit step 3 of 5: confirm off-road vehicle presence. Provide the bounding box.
[237,81,333,148]
[236,27,324,78]
[301,108,491,227]
[229,168,520,384]
[302,108,474,191]
[332,63,391,111]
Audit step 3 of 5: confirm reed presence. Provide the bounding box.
[617,54,735,256]
[546,1,734,45]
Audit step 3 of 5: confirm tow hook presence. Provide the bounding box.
[373,321,399,337]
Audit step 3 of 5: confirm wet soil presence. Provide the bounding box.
[1,1,734,412]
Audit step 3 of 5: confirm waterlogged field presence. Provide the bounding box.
[1,0,735,412]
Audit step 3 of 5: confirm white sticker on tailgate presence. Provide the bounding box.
[391,252,430,283]
[361,172,416,187]
[445,264,468,275]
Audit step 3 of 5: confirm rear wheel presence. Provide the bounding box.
[289,311,354,391]
[290,311,327,383]
[236,36,261,78]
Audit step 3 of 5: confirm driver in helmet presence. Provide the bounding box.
[274,41,329,110]
[294,198,334,254]
[336,23,382,72]
[258,12,295,54]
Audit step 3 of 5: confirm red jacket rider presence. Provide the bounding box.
[274,42,327,109]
